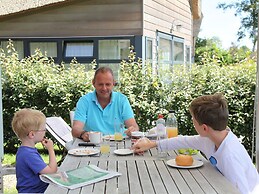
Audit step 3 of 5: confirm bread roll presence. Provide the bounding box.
[175,154,194,166]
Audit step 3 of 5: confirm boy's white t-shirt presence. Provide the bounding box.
[158,130,259,194]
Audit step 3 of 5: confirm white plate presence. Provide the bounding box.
[166,159,203,169]
[114,149,133,155]
[145,133,157,138]
[131,131,144,137]
[103,135,125,141]
[68,148,100,156]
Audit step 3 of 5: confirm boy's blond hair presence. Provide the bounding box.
[12,108,46,139]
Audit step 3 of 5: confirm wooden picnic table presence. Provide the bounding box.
[44,138,240,194]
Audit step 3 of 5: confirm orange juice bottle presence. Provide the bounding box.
[166,110,178,138]
[166,127,178,138]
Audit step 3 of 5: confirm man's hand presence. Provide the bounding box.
[80,131,90,142]
[72,120,90,141]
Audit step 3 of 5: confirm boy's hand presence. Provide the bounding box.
[132,137,157,153]
[41,138,54,150]
[124,126,138,136]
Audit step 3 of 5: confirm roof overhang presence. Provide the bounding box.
[190,0,202,20]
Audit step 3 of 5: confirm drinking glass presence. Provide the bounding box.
[100,136,110,155]
[114,122,124,141]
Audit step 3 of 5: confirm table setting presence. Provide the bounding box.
[45,132,240,194]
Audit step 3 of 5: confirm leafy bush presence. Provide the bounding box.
[195,37,252,66]
[118,49,256,157]
[0,41,95,152]
[0,42,256,159]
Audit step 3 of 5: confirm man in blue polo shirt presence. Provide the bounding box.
[72,66,139,141]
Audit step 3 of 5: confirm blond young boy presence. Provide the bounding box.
[12,108,57,193]
[133,93,259,194]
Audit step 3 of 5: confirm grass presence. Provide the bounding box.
[4,186,17,194]
[3,143,63,165]
[2,143,63,194]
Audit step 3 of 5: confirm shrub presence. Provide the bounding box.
[118,50,256,157]
[0,42,256,159]
[0,41,95,152]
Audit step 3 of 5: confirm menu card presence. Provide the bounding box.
[40,165,121,190]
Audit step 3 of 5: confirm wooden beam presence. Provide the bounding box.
[191,0,202,20]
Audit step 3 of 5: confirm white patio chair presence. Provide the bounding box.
[46,117,74,151]
[69,110,75,126]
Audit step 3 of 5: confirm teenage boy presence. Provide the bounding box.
[133,93,259,194]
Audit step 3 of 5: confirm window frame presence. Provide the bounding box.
[63,40,96,63]
[172,36,184,65]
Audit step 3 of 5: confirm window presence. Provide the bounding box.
[30,42,57,57]
[99,39,130,60]
[0,36,136,66]
[0,40,24,59]
[186,46,191,63]
[146,38,153,62]
[157,32,173,74]
[160,38,172,62]
[65,41,94,57]
[185,45,192,70]
[173,37,184,64]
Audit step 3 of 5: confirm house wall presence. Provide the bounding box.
[0,0,143,37]
[144,0,192,41]
[143,0,192,60]
[0,0,194,65]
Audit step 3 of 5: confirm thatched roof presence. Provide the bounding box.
[0,0,68,16]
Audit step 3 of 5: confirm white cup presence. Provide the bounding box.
[89,132,102,144]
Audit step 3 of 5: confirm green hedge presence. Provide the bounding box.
[118,51,256,158]
[0,43,256,158]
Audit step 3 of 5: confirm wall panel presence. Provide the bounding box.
[0,0,142,37]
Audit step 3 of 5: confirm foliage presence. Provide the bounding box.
[0,42,257,159]
[217,0,258,51]
[0,40,95,152]
[195,37,253,66]
[118,47,256,157]
[117,47,169,130]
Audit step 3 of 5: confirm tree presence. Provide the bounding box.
[195,37,252,65]
[217,0,258,51]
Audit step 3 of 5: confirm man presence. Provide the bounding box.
[72,66,139,141]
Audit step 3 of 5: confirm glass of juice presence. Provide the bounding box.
[100,136,110,155]
[166,127,178,138]
[114,122,124,141]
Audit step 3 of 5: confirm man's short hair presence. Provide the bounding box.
[93,66,114,82]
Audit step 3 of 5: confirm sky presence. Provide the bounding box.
[199,0,253,49]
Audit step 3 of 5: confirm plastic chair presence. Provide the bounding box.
[46,117,74,165]
[46,117,74,150]
[69,110,75,126]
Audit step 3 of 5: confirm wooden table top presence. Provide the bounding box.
[44,138,240,194]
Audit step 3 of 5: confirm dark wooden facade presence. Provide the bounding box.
[0,0,202,67]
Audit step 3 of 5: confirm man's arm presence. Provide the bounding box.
[72,120,89,142]
[124,118,139,136]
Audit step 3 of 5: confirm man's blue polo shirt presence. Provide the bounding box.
[74,90,134,135]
